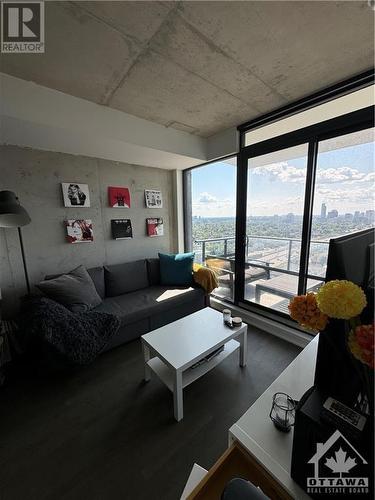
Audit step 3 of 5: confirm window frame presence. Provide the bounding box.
[182,105,374,330]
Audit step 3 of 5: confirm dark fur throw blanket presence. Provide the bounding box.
[19,297,120,365]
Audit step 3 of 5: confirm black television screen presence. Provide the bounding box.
[325,228,375,287]
[314,228,375,403]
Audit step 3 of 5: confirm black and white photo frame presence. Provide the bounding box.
[145,189,162,209]
[62,183,90,207]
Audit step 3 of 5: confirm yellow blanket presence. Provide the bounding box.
[193,263,219,294]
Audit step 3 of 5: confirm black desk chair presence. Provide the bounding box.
[222,478,269,499]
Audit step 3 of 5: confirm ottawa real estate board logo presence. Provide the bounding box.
[1,1,44,53]
[307,430,369,496]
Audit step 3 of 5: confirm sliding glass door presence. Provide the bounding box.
[244,144,313,314]
[185,156,237,301]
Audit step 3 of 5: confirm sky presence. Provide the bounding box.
[191,130,374,217]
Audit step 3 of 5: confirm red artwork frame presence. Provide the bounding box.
[108,187,130,208]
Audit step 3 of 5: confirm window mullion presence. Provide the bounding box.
[298,139,318,295]
[234,151,247,304]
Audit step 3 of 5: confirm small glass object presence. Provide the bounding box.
[223,309,231,324]
[269,392,296,432]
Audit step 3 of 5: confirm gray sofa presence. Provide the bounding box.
[84,258,208,351]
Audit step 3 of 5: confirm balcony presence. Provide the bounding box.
[194,235,328,314]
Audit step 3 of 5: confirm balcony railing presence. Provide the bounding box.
[194,235,329,281]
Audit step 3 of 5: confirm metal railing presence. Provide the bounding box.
[194,235,237,263]
[194,234,329,281]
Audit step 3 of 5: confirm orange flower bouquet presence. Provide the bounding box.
[288,293,328,332]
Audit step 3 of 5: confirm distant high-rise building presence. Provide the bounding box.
[345,213,353,220]
[354,211,360,220]
[321,203,327,219]
[286,213,295,223]
[327,209,338,219]
[366,210,375,222]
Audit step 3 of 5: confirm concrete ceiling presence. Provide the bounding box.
[1,1,374,138]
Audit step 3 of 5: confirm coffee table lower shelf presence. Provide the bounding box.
[147,339,240,392]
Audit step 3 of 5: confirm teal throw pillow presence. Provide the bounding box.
[158,252,195,286]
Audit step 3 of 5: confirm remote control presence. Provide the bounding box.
[321,397,366,435]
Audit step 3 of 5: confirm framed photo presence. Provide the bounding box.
[146,217,164,237]
[108,187,131,208]
[111,219,133,240]
[65,219,93,243]
[61,183,90,207]
[145,189,162,209]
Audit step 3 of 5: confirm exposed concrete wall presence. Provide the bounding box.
[0,146,176,317]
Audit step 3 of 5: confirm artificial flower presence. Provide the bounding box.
[288,293,329,332]
[316,280,367,320]
[348,323,375,369]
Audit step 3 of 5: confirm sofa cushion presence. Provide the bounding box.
[46,267,105,301]
[37,265,102,313]
[94,285,205,327]
[146,258,160,286]
[87,266,105,299]
[104,260,149,297]
[158,252,194,286]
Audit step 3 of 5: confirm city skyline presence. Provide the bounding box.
[192,206,375,220]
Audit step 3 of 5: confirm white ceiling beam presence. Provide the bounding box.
[0,73,210,170]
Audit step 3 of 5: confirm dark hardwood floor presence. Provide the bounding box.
[0,327,301,500]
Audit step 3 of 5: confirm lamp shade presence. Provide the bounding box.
[0,191,31,228]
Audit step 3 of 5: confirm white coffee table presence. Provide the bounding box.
[141,308,248,421]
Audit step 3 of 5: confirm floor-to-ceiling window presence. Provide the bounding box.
[244,144,311,314]
[184,156,237,301]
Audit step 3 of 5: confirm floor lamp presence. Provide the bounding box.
[0,191,32,294]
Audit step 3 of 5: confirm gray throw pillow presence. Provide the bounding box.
[37,265,102,312]
[104,260,149,297]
